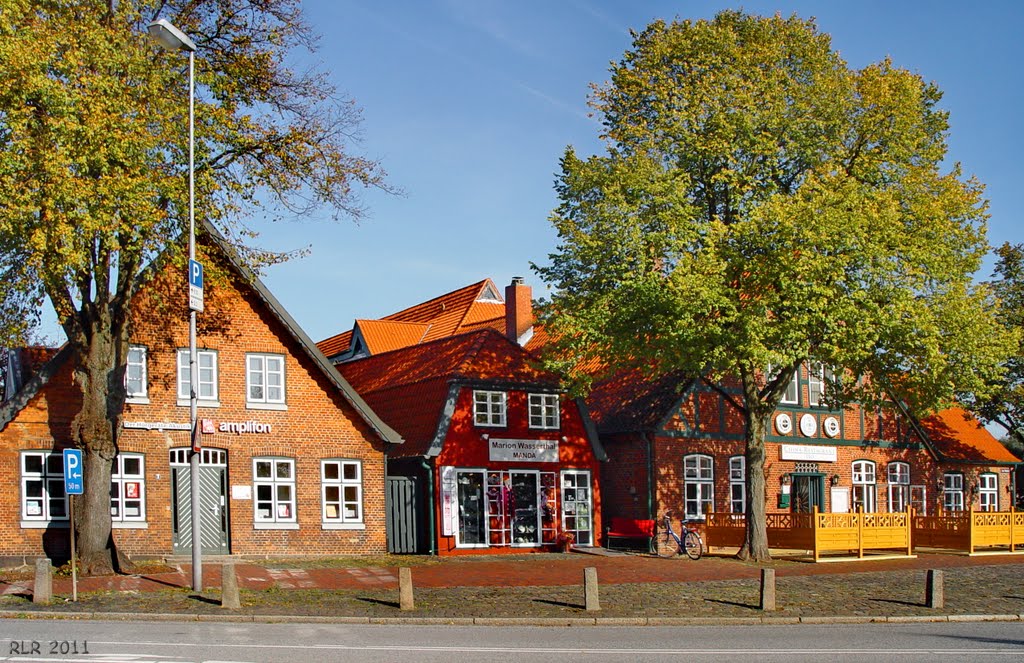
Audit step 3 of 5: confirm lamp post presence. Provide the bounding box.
[148,18,203,592]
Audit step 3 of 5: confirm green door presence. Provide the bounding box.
[791,474,825,513]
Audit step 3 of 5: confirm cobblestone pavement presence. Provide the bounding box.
[1,551,1022,621]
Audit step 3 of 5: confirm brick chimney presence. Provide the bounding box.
[505,277,533,345]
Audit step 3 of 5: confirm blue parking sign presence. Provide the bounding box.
[188,259,204,312]
[63,449,84,495]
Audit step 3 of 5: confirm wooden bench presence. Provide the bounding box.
[605,517,656,553]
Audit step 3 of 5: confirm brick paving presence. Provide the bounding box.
[1,550,1022,620]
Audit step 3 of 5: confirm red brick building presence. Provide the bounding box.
[323,279,605,555]
[589,365,1020,525]
[0,224,400,565]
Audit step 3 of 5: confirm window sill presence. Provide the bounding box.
[322,522,366,530]
[177,399,221,408]
[21,520,69,529]
[254,522,299,530]
[126,396,150,405]
[246,402,288,411]
[112,521,149,529]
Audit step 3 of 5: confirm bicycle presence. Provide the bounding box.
[656,509,704,559]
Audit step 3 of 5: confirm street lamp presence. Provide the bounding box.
[148,18,203,592]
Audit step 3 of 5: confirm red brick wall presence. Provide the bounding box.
[598,433,651,521]
[0,249,388,560]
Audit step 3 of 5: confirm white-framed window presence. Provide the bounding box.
[20,452,68,524]
[943,472,964,512]
[979,473,998,512]
[852,460,876,513]
[253,458,296,525]
[683,454,714,520]
[321,459,363,527]
[111,453,146,523]
[887,461,910,513]
[246,353,285,407]
[808,362,835,407]
[473,390,506,427]
[528,393,560,429]
[768,364,800,405]
[125,345,148,401]
[729,456,746,513]
[177,349,219,403]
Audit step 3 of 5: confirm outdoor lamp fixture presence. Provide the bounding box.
[830,474,840,486]
[780,474,791,487]
[148,17,203,593]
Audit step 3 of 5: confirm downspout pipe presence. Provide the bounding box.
[420,458,437,555]
[646,432,656,519]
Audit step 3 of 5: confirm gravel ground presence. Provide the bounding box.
[2,562,1022,620]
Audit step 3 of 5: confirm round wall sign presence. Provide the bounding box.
[799,413,818,437]
[775,412,793,435]
[823,416,840,438]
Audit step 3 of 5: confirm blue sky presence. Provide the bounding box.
[245,1,1023,342]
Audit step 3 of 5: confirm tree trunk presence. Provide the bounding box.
[69,322,127,575]
[738,383,773,562]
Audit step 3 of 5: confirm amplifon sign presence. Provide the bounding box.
[488,438,559,463]
[217,420,273,435]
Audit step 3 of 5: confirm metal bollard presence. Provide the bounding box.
[760,568,776,611]
[584,566,600,611]
[399,567,415,611]
[32,558,52,605]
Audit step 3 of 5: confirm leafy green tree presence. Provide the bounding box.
[976,243,1024,445]
[0,0,388,573]
[535,11,1012,561]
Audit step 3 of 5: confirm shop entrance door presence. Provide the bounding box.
[170,448,229,555]
[455,470,486,547]
[791,474,825,514]
[560,470,593,546]
[510,471,540,546]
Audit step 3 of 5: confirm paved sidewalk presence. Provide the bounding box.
[2,550,1023,623]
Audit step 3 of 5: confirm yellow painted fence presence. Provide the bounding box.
[704,508,912,561]
[912,509,1024,554]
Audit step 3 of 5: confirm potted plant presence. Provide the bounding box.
[557,530,575,553]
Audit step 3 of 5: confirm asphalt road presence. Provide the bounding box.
[1,619,1022,663]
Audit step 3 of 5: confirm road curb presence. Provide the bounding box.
[3,609,1021,626]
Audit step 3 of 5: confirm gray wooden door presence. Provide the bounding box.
[170,448,230,555]
[386,475,419,554]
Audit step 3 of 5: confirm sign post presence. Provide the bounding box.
[63,449,83,602]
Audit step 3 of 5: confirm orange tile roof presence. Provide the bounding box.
[317,329,353,358]
[338,329,557,457]
[317,279,508,356]
[586,367,692,434]
[919,407,1021,464]
[356,319,430,354]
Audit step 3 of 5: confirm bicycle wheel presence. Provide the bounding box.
[655,529,680,558]
[683,530,703,560]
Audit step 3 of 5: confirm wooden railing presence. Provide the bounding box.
[704,508,912,561]
[913,509,1023,553]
